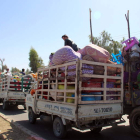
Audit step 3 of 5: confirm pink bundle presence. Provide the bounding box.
[78,44,110,63]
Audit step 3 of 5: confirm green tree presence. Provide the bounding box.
[0,65,8,72]
[89,30,124,55]
[25,68,30,75]
[11,67,20,73]
[37,57,44,68]
[29,47,44,72]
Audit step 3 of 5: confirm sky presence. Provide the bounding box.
[0,0,140,71]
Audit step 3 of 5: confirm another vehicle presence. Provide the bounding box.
[0,74,35,110]
[124,60,140,137]
[26,60,124,138]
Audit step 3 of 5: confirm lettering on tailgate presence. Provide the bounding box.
[94,107,112,113]
[13,93,24,96]
[44,104,73,115]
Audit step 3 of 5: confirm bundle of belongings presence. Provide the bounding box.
[45,44,121,102]
[0,72,36,92]
[122,37,140,104]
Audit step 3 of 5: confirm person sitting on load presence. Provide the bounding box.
[5,68,12,76]
[62,34,78,52]
[20,69,25,75]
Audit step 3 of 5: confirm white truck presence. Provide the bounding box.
[0,74,34,110]
[26,60,124,138]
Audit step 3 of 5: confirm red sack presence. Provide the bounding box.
[82,79,102,92]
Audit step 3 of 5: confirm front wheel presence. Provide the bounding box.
[90,127,102,134]
[23,104,26,110]
[2,101,9,110]
[53,117,67,138]
[28,108,36,124]
[0,99,3,103]
[130,107,140,137]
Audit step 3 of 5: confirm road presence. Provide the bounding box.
[0,104,139,140]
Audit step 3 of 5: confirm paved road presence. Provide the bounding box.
[0,104,139,140]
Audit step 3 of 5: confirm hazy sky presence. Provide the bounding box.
[0,0,140,71]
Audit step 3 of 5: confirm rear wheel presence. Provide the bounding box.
[90,127,102,134]
[53,117,67,138]
[130,107,140,137]
[2,101,9,110]
[28,108,36,124]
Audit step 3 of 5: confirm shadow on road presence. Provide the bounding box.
[0,104,26,115]
[0,120,30,140]
[15,119,139,140]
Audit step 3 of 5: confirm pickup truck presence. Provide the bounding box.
[0,74,35,110]
[26,59,124,138]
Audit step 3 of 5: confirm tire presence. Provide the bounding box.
[90,127,102,134]
[23,104,26,110]
[2,101,9,110]
[0,99,2,103]
[130,107,140,137]
[53,117,67,138]
[28,108,36,124]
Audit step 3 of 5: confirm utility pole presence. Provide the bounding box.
[125,10,133,106]
[89,8,94,44]
[0,58,5,72]
[125,10,130,38]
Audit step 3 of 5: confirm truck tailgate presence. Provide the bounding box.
[8,92,25,99]
[78,103,122,120]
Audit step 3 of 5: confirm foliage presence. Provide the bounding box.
[89,30,125,55]
[0,65,8,72]
[37,57,44,68]
[25,68,30,75]
[29,47,44,72]
[11,67,20,73]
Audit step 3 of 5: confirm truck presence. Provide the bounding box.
[0,74,35,110]
[123,52,140,137]
[26,59,124,138]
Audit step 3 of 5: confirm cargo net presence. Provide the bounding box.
[36,60,123,104]
[0,75,35,92]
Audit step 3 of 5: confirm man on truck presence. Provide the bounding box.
[62,34,78,52]
[5,68,12,76]
[20,69,25,75]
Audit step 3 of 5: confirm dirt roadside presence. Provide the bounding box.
[0,116,34,140]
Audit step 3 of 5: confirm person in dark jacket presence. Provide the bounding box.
[62,34,78,52]
[20,69,25,75]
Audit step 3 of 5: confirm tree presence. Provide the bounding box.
[29,47,44,73]
[0,58,5,72]
[11,67,20,73]
[25,68,30,75]
[37,57,44,68]
[0,65,8,72]
[89,30,124,55]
